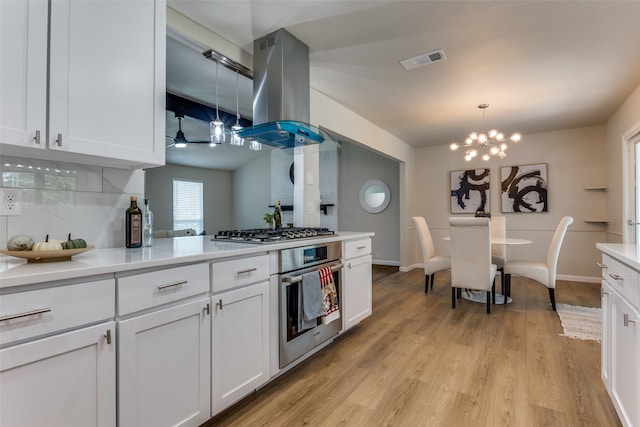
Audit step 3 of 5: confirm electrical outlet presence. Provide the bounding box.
[0,188,22,216]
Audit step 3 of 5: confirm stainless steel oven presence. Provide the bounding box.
[278,241,342,368]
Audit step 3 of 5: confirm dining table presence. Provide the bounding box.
[442,235,532,304]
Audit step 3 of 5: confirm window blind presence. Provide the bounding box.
[173,179,203,234]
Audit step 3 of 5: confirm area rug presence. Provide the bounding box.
[556,303,602,342]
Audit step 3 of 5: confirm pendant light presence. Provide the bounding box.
[210,60,225,145]
[450,104,522,161]
[230,70,244,146]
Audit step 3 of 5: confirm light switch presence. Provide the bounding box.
[306,173,314,185]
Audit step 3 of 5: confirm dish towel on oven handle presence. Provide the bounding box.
[299,270,323,330]
[320,265,340,324]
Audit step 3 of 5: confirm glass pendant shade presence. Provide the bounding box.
[230,71,245,146]
[210,61,224,145]
[248,139,262,151]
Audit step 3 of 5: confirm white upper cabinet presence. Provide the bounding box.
[0,0,166,169]
[0,0,48,150]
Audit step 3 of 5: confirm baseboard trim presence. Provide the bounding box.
[373,259,400,267]
[557,274,600,284]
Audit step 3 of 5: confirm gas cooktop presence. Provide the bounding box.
[212,227,335,244]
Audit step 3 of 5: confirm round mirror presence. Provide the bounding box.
[359,180,391,213]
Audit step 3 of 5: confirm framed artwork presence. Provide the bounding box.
[501,163,548,213]
[450,169,490,214]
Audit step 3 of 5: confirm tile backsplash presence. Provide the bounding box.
[1,156,144,249]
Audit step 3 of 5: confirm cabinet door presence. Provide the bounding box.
[48,0,165,167]
[601,281,612,391]
[118,298,211,427]
[211,281,270,415]
[0,321,116,427]
[610,291,639,427]
[0,0,47,149]
[343,254,373,331]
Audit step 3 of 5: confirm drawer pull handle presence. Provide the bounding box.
[236,268,257,276]
[0,308,51,322]
[624,313,637,327]
[157,280,187,290]
[55,133,62,146]
[608,273,623,281]
[34,129,41,144]
[217,299,223,310]
[357,246,367,250]
[104,329,112,345]
[596,262,607,268]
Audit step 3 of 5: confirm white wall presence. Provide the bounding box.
[414,125,607,281]
[605,83,640,243]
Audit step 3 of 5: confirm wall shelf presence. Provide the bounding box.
[584,186,608,191]
[584,219,609,223]
[269,204,335,215]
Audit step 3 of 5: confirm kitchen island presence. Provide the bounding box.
[596,243,640,427]
[0,231,373,427]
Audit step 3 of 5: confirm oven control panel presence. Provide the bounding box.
[280,241,341,273]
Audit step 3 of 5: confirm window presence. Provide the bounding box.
[173,179,203,234]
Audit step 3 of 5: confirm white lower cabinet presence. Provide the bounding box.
[0,321,116,427]
[118,298,211,427]
[211,281,270,415]
[599,248,640,427]
[605,283,640,427]
[342,239,373,331]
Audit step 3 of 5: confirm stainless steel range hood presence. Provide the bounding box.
[236,28,331,148]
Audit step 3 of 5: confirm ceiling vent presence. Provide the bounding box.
[399,49,447,70]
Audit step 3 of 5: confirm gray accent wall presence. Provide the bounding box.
[145,163,233,234]
[339,141,400,265]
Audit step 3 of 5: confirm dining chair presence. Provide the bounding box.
[490,216,507,289]
[411,216,451,293]
[449,217,497,314]
[503,216,574,311]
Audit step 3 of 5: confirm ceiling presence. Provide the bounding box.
[166,0,640,156]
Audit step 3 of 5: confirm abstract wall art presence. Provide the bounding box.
[450,169,490,214]
[501,163,548,213]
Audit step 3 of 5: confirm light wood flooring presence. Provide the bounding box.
[205,267,620,427]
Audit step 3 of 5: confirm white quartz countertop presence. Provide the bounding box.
[596,242,640,271]
[0,232,374,288]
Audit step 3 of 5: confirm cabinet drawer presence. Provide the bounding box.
[602,254,639,308]
[211,255,270,293]
[0,279,114,346]
[344,239,372,259]
[117,264,209,316]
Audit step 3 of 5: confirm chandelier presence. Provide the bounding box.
[450,104,522,161]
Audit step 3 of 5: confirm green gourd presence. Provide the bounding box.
[62,233,87,249]
[6,234,35,251]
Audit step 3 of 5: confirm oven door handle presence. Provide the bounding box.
[281,263,344,284]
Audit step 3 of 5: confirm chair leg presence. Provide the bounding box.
[430,273,435,290]
[504,274,511,298]
[486,291,491,314]
[492,280,496,305]
[425,274,429,293]
[549,288,556,311]
[452,287,456,308]
[499,268,504,294]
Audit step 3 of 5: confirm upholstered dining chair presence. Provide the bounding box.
[449,217,497,314]
[490,216,507,290]
[411,216,450,293]
[503,216,574,311]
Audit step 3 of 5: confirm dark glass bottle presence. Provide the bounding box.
[126,196,142,248]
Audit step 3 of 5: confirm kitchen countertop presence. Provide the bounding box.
[0,232,373,289]
[596,242,640,270]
